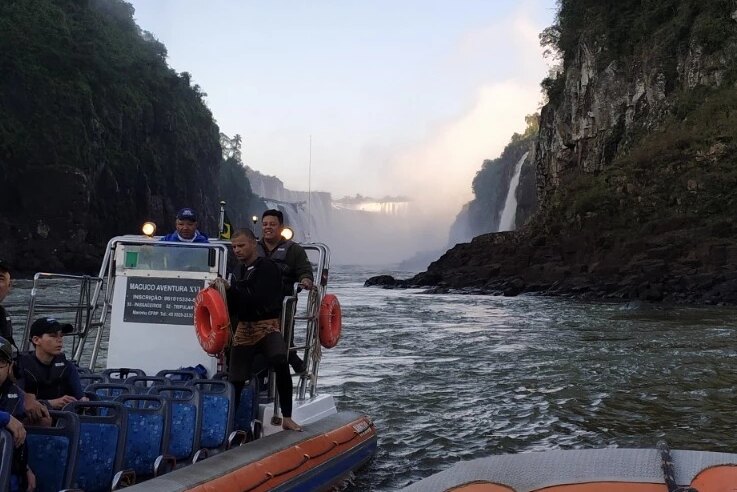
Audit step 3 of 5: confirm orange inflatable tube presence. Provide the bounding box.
[193,287,230,354]
[319,293,342,348]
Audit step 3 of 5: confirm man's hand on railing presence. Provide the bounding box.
[298,278,314,291]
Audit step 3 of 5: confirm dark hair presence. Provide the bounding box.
[231,228,257,240]
[262,209,284,225]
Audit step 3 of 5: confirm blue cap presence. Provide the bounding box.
[30,317,73,339]
[176,208,197,222]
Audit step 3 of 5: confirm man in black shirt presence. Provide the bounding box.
[0,259,14,344]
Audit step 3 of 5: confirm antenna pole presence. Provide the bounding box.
[308,134,312,241]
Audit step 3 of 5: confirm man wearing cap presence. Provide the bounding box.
[0,260,15,344]
[17,317,86,411]
[160,208,209,243]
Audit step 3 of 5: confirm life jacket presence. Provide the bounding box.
[0,380,28,490]
[17,352,72,400]
[257,240,295,294]
[0,306,12,345]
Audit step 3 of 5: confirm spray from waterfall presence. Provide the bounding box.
[497,151,529,232]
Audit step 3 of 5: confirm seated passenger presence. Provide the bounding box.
[0,337,36,491]
[17,317,86,413]
[160,208,209,243]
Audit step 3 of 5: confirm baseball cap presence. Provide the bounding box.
[29,317,74,339]
[0,259,10,274]
[0,337,12,363]
[176,208,197,222]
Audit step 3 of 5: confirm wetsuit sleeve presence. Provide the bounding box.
[64,362,84,399]
[0,305,13,344]
[289,245,314,283]
[0,411,10,428]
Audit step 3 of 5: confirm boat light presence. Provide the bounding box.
[252,215,259,224]
[142,221,157,237]
[281,227,294,240]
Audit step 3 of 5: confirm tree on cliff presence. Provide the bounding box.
[0,0,223,272]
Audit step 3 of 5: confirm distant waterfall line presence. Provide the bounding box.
[497,152,529,232]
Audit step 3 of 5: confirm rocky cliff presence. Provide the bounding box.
[0,0,223,273]
[406,1,737,304]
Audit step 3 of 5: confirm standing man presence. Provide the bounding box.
[0,260,14,344]
[257,210,314,373]
[214,228,301,431]
[160,208,209,243]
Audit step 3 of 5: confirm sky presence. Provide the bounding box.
[128,0,558,259]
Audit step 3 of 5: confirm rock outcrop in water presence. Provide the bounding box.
[404,1,737,304]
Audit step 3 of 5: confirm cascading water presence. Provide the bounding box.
[497,152,529,232]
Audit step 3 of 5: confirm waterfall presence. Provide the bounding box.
[497,152,529,232]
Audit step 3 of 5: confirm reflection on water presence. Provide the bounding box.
[6,267,737,491]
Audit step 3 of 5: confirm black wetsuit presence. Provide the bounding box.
[0,306,13,345]
[0,379,28,491]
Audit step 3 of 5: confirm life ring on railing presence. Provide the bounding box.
[319,294,342,348]
[194,287,230,355]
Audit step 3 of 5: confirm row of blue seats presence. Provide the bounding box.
[23,375,259,492]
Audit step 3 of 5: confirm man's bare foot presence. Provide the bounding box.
[282,417,302,431]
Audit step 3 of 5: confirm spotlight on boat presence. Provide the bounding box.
[142,221,156,237]
[281,227,294,240]
[252,215,258,224]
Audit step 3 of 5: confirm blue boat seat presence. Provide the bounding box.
[103,368,146,383]
[186,379,245,450]
[86,383,134,401]
[26,411,80,492]
[233,378,260,440]
[115,394,174,478]
[0,430,12,492]
[79,373,106,389]
[155,369,199,384]
[125,376,168,393]
[63,401,128,492]
[147,385,203,464]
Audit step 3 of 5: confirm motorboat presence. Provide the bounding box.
[13,234,376,492]
[399,445,737,492]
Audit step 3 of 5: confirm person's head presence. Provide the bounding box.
[261,209,284,243]
[29,317,73,356]
[175,208,198,240]
[231,228,258,263]
[0,337,13,386]
[0,260,11,303]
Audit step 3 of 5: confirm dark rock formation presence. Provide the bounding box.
[0,0,223,274]
[403,1,737,305]
[364,275,397,288]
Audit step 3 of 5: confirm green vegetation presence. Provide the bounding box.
[0,0,223,246]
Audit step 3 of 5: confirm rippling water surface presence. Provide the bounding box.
[7,266,737,491]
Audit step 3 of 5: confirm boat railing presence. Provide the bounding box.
[271,243,330,418]
[20,273,106,360]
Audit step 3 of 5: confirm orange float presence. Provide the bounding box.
[193,287,230,354]
[318,294,342,348]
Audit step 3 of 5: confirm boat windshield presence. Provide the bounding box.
[121,243,214,273]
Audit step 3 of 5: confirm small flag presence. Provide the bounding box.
[219,210,232,240]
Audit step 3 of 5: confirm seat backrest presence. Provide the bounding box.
[26,411,80,492]
[0,430,12,492]
[79,373,106,389]
[234,378,259,435]
[115,394,169,477]
[147,385,202,461]
[155,369,199,384]
[86,382,134,401]
[125,375,168,393]
[186,379,234,450]
[103,367,146,383]
[63,401,127,492]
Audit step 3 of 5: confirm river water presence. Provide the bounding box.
[6,266,737,491]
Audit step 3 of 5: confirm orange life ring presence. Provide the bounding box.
[193,287,230,355]
[319,294,342,348]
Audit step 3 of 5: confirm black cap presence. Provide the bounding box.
[176,208,197,222]
[0,337,11,363]
[30,317,73,339]
[0,259,10,275]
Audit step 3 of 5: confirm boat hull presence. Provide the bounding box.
[126,411,377,492]
[400,448,737,492]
